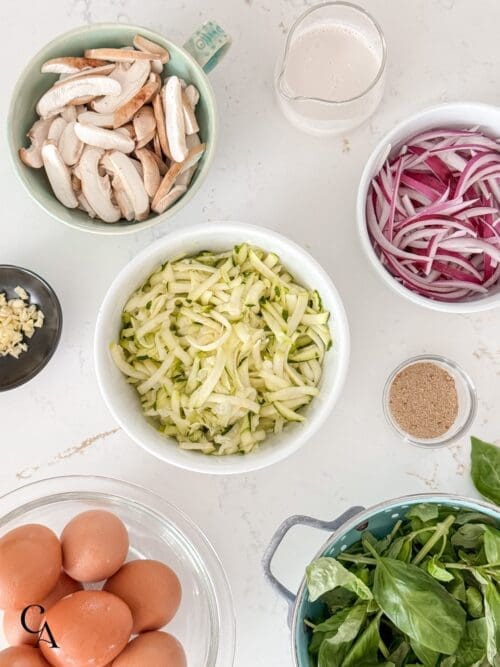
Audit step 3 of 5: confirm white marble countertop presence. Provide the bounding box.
[1,0,500,664]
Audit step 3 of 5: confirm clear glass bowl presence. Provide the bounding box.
[383,354,477,447]
[0,476,235,666]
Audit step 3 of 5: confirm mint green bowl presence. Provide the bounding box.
[7,23,220,235]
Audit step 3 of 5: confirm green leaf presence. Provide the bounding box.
[387,536,412,562]
[448,571,467,603]
[317,603,366,667]
[322,587,357,614]
[484,526,500,566]
[342,614,381,667]
[306,557,373,602]
[426,555,454,582]
[309,608,351,655]
[453,618,488,667]
[409,638,439,667]
[470,437,500,505]
[387,641,410,667]
[484,581,500,665]
[451,524,486,550]
[466,587,484,619]
[406,504,439,523]
[373,557,466,654]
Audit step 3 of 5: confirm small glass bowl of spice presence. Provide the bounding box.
[383,354,477,447]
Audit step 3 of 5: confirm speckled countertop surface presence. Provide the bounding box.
[1,1,500,664]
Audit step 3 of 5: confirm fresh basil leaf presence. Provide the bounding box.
[309,608,351,655]
[388,641,410,666]
[322,587,357,614]
[470,437,500,506]
[451,524,486,550]
[387,536,412,562]
[409,638,439,667]
[454,618,488,667]
[373,557,466,654]
[426,555,454,582]
[448,571,467,603]
[306,557,373,602]
[342,614,381,667]
[317,603,366,667]
[484,526,500,566]
[406,505,439,523]
[455,511,495,527]
[484,581,500,665]
[466,587,484,619]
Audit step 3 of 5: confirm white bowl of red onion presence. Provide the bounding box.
[357,102,500,312]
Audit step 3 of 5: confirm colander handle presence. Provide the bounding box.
[262,506,365,606]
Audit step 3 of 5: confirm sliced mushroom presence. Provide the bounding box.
[163,77,187,162]
[151,60,163,74]
[151,161,182,211]
[41,141,78,208]
[133,105,156,148]
[185,84,200,107]
[47,117,67,142]
[61,106,77,123]
[41,57,106,74]
[113,75,160,128]
[73,122,135,153]
[79,146,121,223]
[37,76,121,118]
[135,147,161,198]
[146,148,168,175]
[133,35,170,64]
[77,110,114,128]
[92,60,150,114]
[84,48,158,62]
[152,92,171,159]
[178,142,206,174]
[19,118,53,168]
[52,63,116,85]
[152,184,186,214]
[78,191,97,218]
[182,91,199,135]
[176,133,202,188]
[152,132,162,159]
[59,121,84,166]
[111,176,134,221]
[104,150,150,220]
[116,124,135,140]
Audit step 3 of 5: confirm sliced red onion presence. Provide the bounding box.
[366,127,500,301]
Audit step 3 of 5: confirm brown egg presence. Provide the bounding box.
[61,510,129,583]
[3,572,82,646]
[39,590,132,667]
[0,645,50,666]
[112,631,187,667]
[104,560,181,633]
[0,525,62,609]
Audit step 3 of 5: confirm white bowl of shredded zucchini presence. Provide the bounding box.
[95,222,350,473]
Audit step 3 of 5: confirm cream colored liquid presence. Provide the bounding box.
[284,23,380,101]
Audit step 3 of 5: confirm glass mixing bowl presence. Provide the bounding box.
[0,476,235,666]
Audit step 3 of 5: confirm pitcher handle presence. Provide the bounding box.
[262,506,365,609]
[184,21,231,73]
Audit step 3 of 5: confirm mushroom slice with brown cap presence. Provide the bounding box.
[92,60,150,114]
[146,147,168,175]
[152,92,171,159]
[105,150,150,220]
[59,121,83,166]
[74,122,135,153]
[77,111,114,128]
[61,106,78,123]
[135,147,161,198]
[133,35,170,64]
[178,142,206,174]
[36,76,121,118]
[152,184,186,214]
[79,146,121,223]
[19,118,53,168]
[182,91,199,135]
[176,133,202,188]
[52,63,116,85]
[151,160,183,211]
[78,191,97,218]
[84,48,159,62]
[112,75,160,128]
[163,77,188,162]
[47,117,67,142]
[41,141,78,208]
[41,57,106,74]
[133,106,156,148]
[111,176,134,221]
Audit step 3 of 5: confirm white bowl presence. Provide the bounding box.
[94,222,350,475]
[356,102,500,313]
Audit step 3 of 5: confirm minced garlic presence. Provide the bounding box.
[0,286,45,358]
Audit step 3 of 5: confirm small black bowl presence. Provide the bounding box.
[0,266,62,391]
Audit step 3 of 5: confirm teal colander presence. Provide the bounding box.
[263,493,499,666]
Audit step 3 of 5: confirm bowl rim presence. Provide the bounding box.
[7,22,218,236]
[0,474,236,667]
[356,101,500,313]
[94,220,351,475]
[0,264,62,391]
[290,491,500,665]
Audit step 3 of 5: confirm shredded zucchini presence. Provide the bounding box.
[111,244,332,455]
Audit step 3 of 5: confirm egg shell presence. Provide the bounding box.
[39,590,132,667]
[112,631,187,667]
[0,645,50,666]
[0,525,62,609]
[104,560,181,634]
[3,572,82,646]
[61,510,129,583]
